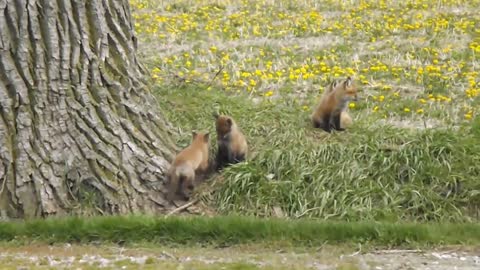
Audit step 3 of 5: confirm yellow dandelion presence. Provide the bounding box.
[416,109,424,114]
[404,108,411,112]
[349,102,356,109]
[241,72,251,78]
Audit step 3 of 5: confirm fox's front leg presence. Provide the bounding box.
[330,113,345,131]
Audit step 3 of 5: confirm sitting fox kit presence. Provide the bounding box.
[167,131,210,201]
[311,76,358,132]
[214,113,248,170]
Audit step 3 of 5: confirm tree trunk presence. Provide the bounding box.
[0,0,177,218]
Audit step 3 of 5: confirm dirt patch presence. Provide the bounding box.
[1,244,479,269]
[358,249,480,270]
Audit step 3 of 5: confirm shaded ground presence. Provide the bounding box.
[1,244,479,270]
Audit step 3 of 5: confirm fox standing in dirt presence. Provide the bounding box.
[214,113,248,170]
[311,77,358,132]
[167,131,210,202]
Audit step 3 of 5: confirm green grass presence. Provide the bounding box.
[155,84,480,222]
[1,215,480,247]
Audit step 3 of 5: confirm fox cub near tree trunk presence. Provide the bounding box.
[167,131,210,202]
[311,76,358,132]
[214,113,248,170]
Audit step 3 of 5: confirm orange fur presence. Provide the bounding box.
[214,114,248,170]
[311,77,358,132]
[318,80,353,129]
[167,131,210,202]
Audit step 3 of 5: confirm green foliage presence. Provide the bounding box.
[1,215,480,247]
[155,85,480,222]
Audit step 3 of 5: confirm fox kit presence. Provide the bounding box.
[324,80,353,129]
[311,77,358,132]
[167,131,210,201]
[214,114,248,170]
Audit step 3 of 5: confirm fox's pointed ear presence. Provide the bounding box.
[344,76,353,87]
[329,80,338,91]
[226,118,232,126]
[204,132,210,142]
[192,131,197,139]
[331,80,338,88]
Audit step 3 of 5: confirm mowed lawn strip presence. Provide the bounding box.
[1,215,479,247]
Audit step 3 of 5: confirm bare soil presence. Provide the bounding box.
[0,244,479,269]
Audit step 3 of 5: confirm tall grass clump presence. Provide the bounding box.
[216,128,480,222]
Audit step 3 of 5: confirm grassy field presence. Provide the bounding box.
[132,0,480,122]
[129,0,480,222]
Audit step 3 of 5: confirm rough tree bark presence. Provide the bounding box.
[0,0,178,218]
